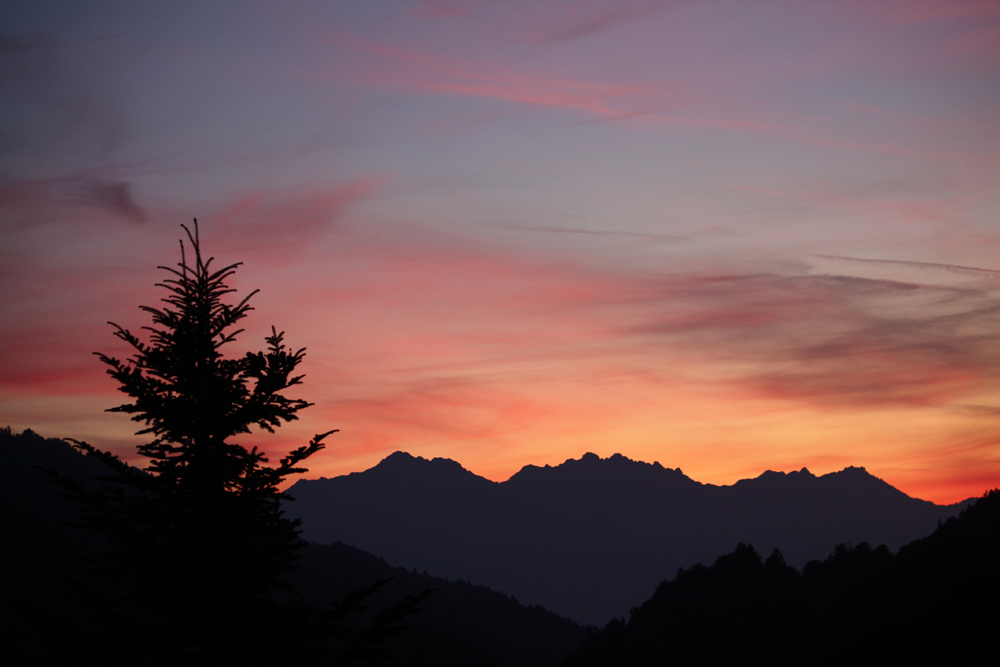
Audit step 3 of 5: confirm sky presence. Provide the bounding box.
[2,0,999,504]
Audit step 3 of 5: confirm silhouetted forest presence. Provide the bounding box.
[562,488,1000,666]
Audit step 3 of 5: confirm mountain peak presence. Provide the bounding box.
[818,466,882,484]
[564,452,672,469]
[381,450,418,465]
[365,451,491,489]
[507,451,690,487]
[376,450,466,470]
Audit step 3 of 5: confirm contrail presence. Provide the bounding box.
[812,253,1000,278]
[499,222,686,242]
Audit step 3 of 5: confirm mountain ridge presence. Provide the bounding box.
[328,450,925,494]
[287,451,968,626]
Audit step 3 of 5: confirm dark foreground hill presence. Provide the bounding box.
[287,451,967,625]
[562,488,1000,666]
[289,542,585,666]
[0,428,585,666]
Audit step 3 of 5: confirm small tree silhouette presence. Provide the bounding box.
[68,221,338,663]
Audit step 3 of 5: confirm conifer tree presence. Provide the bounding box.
[69,220,336,663]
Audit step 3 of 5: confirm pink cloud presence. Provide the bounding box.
[270,213,1000,419]
[326,30,650,117]
[407,0,674,44]
[324,29,977,161]
[10,199,1000,430]
[514,1,675,45]
[409,0,473,19]
[329,376,554,443]
[824,0,1000,67]
[840,0,1000,25]
[204,178,382,261]
[0,256,147,397]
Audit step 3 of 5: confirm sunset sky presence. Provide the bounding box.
[3,0,999,503]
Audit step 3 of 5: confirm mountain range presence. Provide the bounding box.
[287,451,968,626]
[6,427,993,665]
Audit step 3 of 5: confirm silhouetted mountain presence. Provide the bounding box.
[2,428,585,666]
[562,489,1000,665]
[287,451,968,625]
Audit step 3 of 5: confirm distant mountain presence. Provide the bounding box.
[1,428,586,666]
[287,451,969,626]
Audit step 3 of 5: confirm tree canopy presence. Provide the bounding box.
[69,221,337,664]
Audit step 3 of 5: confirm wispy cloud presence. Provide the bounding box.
[288,217,1000,413]
[324,27,975,161]
[407,0,674,45]
[77,179,147,223]
[0,31,58,54]
[517,1,675,45]
[837,0,1000,25]
[327,30,650,117]
[0,174,148,229]
[206,179,382,260]
[496,221,686,242]
[825,0,1000,67]
[626,272,1000,408]
[409,0,474,19]
[812,254,1000,278]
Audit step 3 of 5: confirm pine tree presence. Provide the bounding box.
[69,221,336,664]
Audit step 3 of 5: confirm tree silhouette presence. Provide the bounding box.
[68,220,337,664]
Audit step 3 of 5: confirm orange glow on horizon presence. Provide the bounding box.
[3,1,999,511]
